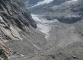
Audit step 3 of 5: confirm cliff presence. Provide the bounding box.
[0,0,46,60]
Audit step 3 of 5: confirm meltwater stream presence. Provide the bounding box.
[31,14,58,39]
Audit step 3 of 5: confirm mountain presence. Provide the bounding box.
[23,0,83,60]
[26,0,42,5]
[0,0,46,60]
[21,0,42,4]
[27,0,83,23]
[1,0,83,60]
[21,0,43,8]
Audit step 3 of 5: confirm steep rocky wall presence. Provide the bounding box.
[0,0,37,29]
[0,0,38,40]
[0,0,46,60]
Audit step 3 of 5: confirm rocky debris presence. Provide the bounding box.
[0,41,10,60]
[0,41,10,55]
[0,0,46,60]
[1,0,83,60]
[23,20,83,60]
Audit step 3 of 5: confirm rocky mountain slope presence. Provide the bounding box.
[1,0,83,60]
[28,0,83,23]
[0,0,46,60]
[22,0,83,60]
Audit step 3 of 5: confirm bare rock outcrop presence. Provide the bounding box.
[0,0,46,60]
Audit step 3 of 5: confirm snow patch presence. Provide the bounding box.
[68,0,78,3]
[71,0,78,1]
[30,0,53,8]
[31,14,58,39]
[31,14,57,24]
[35,0,53,6]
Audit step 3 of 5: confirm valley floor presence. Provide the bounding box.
[27,20,83,60]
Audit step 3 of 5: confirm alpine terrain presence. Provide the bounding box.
[0,0,83,60]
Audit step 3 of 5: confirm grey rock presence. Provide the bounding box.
[0,0,46,60]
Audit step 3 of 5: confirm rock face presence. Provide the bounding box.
[0,0,46,60]
[0,0,37,29]
[1,0,83,60]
